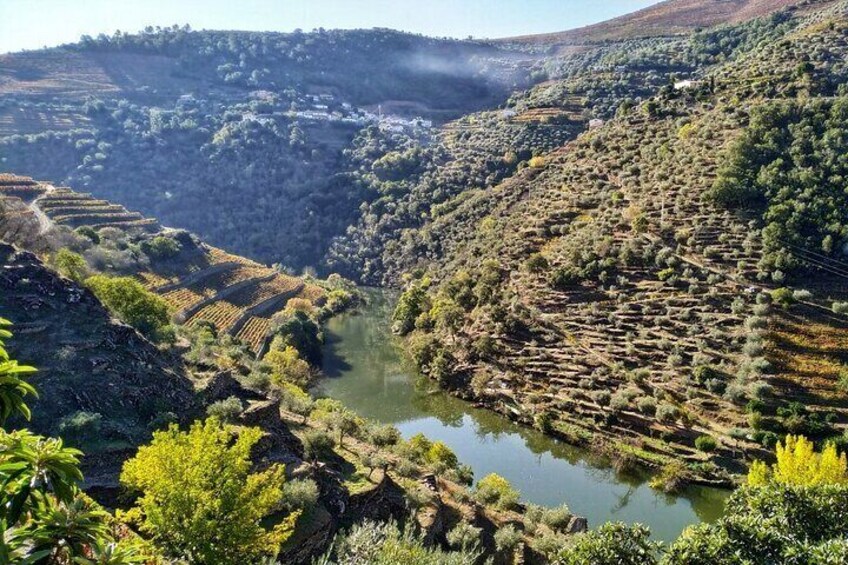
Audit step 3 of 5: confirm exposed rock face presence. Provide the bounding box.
[565,515,588,534]
[0,243,198,447]
[242,400,305,467]
[200,370,264,404]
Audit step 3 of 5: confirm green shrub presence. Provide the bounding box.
[140,235,182,259]
[475,473,520,510]
[53,248,88,284]
[494,524,522,554]
[206,396,244,423]
[525,253,549,273]
[74,225,100,244]
[695,435,718,452]
[58,410,103,443]
[281,478,319,513]
[555,522,659,565]
[85,274,172,341]
[771,287,794,308]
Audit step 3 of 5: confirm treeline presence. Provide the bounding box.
[711,96,848,278]
[71,26,516,109]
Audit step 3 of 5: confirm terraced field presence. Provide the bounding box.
[35,187,160,232]
[0,174,326,355]
[0,174,48,199]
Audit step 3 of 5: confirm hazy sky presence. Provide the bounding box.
[0,0,661,54]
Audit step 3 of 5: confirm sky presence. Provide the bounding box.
[0,0,662,54]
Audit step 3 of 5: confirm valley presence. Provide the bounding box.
[3,0,848,563]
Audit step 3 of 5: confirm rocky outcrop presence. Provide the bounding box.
[242,400,305,468]
[0,243,199,447]
[199,370,263,404]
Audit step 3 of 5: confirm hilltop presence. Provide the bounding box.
[501,0,835,45]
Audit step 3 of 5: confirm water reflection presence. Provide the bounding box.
[316,289,728,541]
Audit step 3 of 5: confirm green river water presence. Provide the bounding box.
[316,289,729,542]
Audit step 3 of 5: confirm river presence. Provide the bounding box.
[316,289,728,542]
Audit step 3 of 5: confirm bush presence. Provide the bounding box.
[530,531,569,560]
[526,253,550,273]
[475,473,520,510]
[771,287,795,308]
[120,419,294,563]
[656,403,680,423]
[494,524,522,553]
[75,225,100,244]
[58,410,103,443]
[446,522,481,552]
[368,422,401,446]
[833,302,848,315]
[591,390,612,407]
[206,396,244,423]
[392,282,428,335]
[321,520,479,564]
[539,503,572,530]
[636,396,657,415]
[281,478,319,513]
[278,382,313,420]
[549,266,579,289]
[270,309,322,365]
[649,461,687,494]
[140,235,182,259]
[85,274,172,341]
[302,429,335,460]
[695,435,718,452]
[264,345,312,387]
[52,248,88,283]
[555,522,659,565]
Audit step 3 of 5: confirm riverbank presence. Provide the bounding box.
[317,289,729,542]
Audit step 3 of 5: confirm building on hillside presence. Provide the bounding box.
[674,79,700,90]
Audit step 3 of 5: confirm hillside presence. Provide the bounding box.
[0,176,594,565]
[501,0,834,45]
[0,27,533,269]
[383,0,848,483]
[0,173,330,355]
[0,241,196,444]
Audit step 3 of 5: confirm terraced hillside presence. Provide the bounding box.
[388,1,848,484]
[0,174,326,354]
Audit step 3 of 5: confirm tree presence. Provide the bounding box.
[278,382,313,423]
[53,248,88,284]
[429,297,464,334]
[555,522,660,565]
[264,345,312,386]
[140,235,182,259]
[120,418,296,564]
[393,281,429,335]
[310,399,360,447]
[85,275,172,341]
[271,309,322,364]
[748,434,847,486]
[0,318,37,426]
[664,485,848,564]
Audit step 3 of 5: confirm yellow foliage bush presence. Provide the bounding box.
[747,434,848,486]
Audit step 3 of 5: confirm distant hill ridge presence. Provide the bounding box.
[500,0,835,45]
